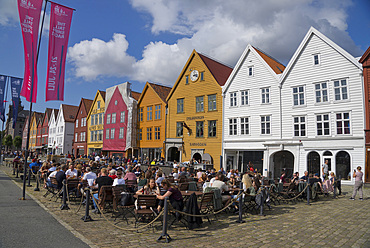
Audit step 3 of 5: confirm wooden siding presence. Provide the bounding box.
[167,52,223,169]
[138,84,166,155]
[87,91,105,153]
[223,49,281,145]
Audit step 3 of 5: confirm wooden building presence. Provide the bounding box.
[137,82,171,161]
[87,90,106,156]
[166,50,232,169]
[360,46,370,183]
[72,98,93,157]
[29,112,43,153]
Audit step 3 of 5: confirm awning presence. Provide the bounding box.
[34,146,44,149]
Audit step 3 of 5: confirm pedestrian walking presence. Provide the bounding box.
[349,166,363,201]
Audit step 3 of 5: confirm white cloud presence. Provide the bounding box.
[0,0,18,26]
[68,0,362,86]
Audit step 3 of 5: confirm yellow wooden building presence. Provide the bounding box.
[29,112,43,152]
[86,90,106,155]
[137,82,171,161]
[165,50,232,170]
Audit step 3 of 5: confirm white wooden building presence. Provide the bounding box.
[223,27,364,184]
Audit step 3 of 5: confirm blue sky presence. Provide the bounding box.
[0,0,369,114]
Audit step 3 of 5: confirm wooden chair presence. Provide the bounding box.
[167,176,175,183]
[243,187,258,214]
[126,180,138,193]
[98,186,114,211]
[44,177,58,198]
[112,186,135,224]
[179,182,189,191]
[135,195,157,229]
[66,178,80,200]
[198,192,214,223]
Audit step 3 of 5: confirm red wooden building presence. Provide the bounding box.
[72,98,93,157]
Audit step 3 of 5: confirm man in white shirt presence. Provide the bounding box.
[65,164,78,178]
[95,155,100,162]
[173,160,178,168]
[82,167,97,186]
[211,172,231,205]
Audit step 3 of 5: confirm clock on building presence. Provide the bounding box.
[190,70,199,82]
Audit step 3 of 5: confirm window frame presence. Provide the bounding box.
[176,122,183,137]
[208,94,217,111]
[154,127,161,140]
[106,114,111,124]
[110,128,115,139]
[292,86,305,106]
[196,96,204,112]
[155,105,161,120]
[293,116,306,137]
[119,127,125,139]
[333,78,349,102]
[336,112,351,135]
[260,115,271,135]
[240,90,249,106]
[111,113,116,124]
[147,127,152,140]
[316,113,330,136]
[177,98,184,113]
[229,118,237,136]
[261,87,270,104]
[208,120,217,137]
[240,117,249,135]
[196,121,204,138]
[314,82,329,103]
[147,106,153,121]
[230,92,237,107]
[313,54,320,66]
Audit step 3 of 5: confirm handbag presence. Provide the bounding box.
[120,192,134,206]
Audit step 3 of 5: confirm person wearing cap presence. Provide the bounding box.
[310,173,323,190]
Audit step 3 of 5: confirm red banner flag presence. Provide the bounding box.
[18,0,43,103]
[46,2,73,101]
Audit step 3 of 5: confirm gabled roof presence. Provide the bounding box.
[32,112,43,128]
[167,50,232,101]
[53,109,59,120]
[253,46,285,74]
[41,108,53,126]
[223,44,284,93]
[280,26,362,86]
[61,104,79,122]
[87,90,106,118]
[131,91,141,101]
[81,98,94,114]
[138,82,172,105]
[198,53,233,86]
[359,46,370,64]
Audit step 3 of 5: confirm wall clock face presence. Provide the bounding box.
[190,70,199,82]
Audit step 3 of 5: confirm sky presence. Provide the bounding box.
[0,0,369,115]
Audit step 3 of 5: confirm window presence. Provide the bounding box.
[91,131,94,141]
[208,120,217,137]
[99,113,103,125]
[196,121,204,137]
[229,118,237,135]
[313,54,320,65]
[240,117,249,135]
[94,114,98,125]
[177,99,184,113]
[336,151,351,180]
[261,116,271,134]
[155,127,160,140]
[119,111,125,123]
[294,116,306,136]
[110,128,115,139]
[316,114,330,136]
[336,112,350,135]
[98,130,103,141]
[106,114,111,124]
[97,101,101,109]
[119,127,124,139]
[75,133,78,142]
[334,79,348,101]
[315,82,328,103]
[138,129,142,141]
[81,132,86,142]
[76,119,78,128]
[60,126,63,133]
[147,127,152,140]
[230,92,237,107]
[115,100,117,105]
[147,106,153,121]
[111,113,116,124]
[200,71,204,81]
[248,66,253,76]
[106,129,109,139]
[138,108,143,122]
[293,86,305,106]
[176,122,183,137]
[186,75,189,84]
[155,105,161,120]
[208,94,217,111]
[261,88,270,104]
[241,90,248,106]
[196,96,204,112]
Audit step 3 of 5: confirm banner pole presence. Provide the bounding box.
[21,0,48,200]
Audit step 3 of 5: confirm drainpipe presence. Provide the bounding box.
[164,104,168,161]
[279,84,282,140]
[221,93,225,170]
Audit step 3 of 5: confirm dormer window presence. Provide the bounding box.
[313,54,320,65]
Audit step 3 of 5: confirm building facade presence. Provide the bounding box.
[222,45,285,174]
[87,90,106,156]
[360,46,370,183]
[223,27,364,185]
[137,82,171,161]
[21,115,29,151]
[47,109,59,154]
[29,112,43,153]
[72,98,93,157]
[103,82,140,158]
[166,50,232,169]
[4,101,29,139]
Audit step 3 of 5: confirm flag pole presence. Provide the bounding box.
[21,0,48,200]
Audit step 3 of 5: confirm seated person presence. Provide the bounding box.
[65,165,78,179]
[45,166,60,187]
[228,174,237,187]
[113,170,125,186]
[136,178,158,195]
[123,168,137,181]
[109,169,117,180]
[300,171,309,182]
[157,179,184,217]
[211,172,231,205]
[310,173,323,190]
[155,171,165,186]
[198,173,207,183]
[279,171,287,183]
[55,165,68,190]
[80,167,97,190]
[92,168,113,213]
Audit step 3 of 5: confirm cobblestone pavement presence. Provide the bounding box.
[2,165,369,248]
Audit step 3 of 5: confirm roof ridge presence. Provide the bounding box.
[253,46,285,68]
[198,52,233,69]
